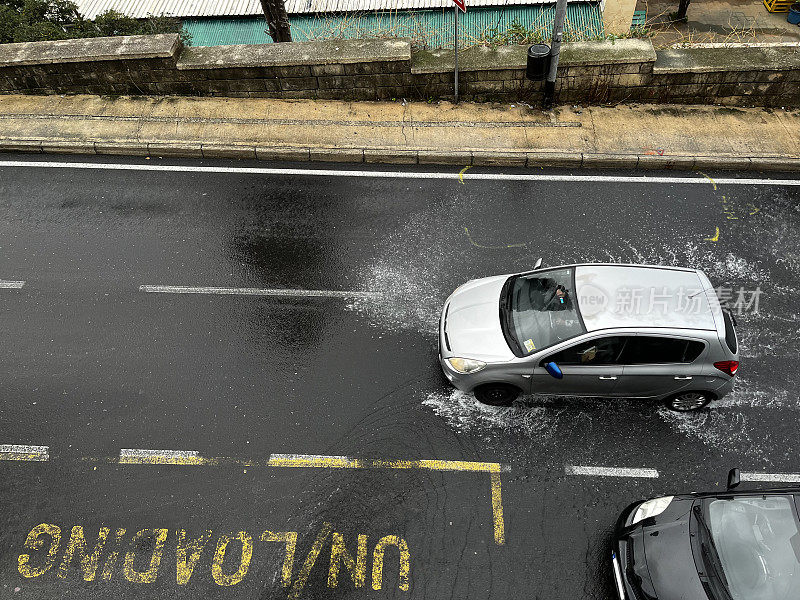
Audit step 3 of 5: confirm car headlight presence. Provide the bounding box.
[631,496,674,525]
[446,357,486,374]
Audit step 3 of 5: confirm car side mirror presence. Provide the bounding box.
[544,362,563,379]
[727,468,741,490]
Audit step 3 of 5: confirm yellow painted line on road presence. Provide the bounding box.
[118,449,217,466]
[268,454,364,468]
[268,454,507,545]
[0,445,48,461]
[490,472,505,545]
[704,226,720,242]
[699,171,717,190]
[23,449,508,545]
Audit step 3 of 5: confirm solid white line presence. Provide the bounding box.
[565,465,660,478]
[741,472,800,483]
[0,280,25,289]
[120,449,198,458]
[139,285,378,298]
[0,160,798,186]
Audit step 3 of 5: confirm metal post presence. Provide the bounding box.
[454,4,459,103]
[543,0,568,109]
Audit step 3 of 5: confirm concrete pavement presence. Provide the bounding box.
[1,94,799,169]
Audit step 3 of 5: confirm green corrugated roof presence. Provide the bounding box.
[184,4,604,48]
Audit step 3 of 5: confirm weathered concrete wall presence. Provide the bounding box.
[1,34,799,107]
[602,0,638,34]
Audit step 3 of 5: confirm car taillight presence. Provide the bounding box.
[714,361,739,376]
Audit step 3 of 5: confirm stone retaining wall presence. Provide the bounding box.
[1,34,799,107]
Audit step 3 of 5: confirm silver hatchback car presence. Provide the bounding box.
[438,263,739,411]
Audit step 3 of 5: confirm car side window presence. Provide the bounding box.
[544,336,628,366]
[618,336,705,364]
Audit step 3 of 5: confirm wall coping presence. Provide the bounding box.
[177,38,412,69]
[411,39,656,74]
[0,34,181,67]
[654,43,800,73]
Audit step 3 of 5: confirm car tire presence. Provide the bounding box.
[474,384,520,407]
[665,391,712,412]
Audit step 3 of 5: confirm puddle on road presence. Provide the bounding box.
[351,184,800,466]
[422,390,566,439]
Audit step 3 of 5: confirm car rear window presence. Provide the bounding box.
[723,311,737,354]
[619,337,704,364]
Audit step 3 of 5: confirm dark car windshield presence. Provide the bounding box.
[695,496,800,600]
[501,268,585,356]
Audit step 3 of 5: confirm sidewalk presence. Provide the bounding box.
[1,94,799,170]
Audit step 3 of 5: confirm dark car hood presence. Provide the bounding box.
[642,499,708,600]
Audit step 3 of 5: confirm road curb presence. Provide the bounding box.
[1,138,799,172]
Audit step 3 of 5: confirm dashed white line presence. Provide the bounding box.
[0,280,25,289]
[268,454,361,468]
[565,465,660,478]
[139,285,379,298]
[0,160,799,186]
[119,449,211,465]
[0,444,49,461]
[741,472,800,483]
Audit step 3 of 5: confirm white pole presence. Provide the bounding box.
[454,4,459,103]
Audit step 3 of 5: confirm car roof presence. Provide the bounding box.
[572,264,718,333]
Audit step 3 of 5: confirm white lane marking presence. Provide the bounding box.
[0,280,25,289]
[120,449,199,458]
[565,465,660,478]
[139,285,379,298]
[0,444,49,461]
[119,448,210,465]
[741,472,800,483]
[0,160,798,186]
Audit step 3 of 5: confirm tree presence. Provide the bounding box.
[675,0,691,21]
[260,0,292,42]
[0,0,192,44]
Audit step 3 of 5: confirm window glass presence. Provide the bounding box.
[618,337,704,364]
[545,336,627,366]
[505,268,585,355]
[723,311,738,353]
[706,496,800,600]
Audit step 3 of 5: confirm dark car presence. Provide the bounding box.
[612,469,800,600]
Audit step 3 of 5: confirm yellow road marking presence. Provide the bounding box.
[490,472,505,545]
[458,165,471,184]
[704,226,720,242]
[43,450,509,546]
[464,227,527,250]
[699,171,717,190]
[118,450,216,466]
[288,522,332,600]
[267,454,364,469]
[0,445,48,462]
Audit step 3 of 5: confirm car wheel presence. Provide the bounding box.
[474,384,520,407]
[666,391,711,412]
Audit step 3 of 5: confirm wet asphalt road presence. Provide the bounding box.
[0,154,799,600]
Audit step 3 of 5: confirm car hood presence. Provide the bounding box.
[445,276,515,362]
[642,499,708,600]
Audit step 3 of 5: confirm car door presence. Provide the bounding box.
[616,334,707,398]
[529,335,628,397]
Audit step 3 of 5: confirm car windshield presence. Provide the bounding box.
[502,268,585,355]
[699,496,800,600]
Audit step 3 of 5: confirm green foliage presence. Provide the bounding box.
[0,0,192,44]
[482,18,546,47]
[92,9,140,36]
